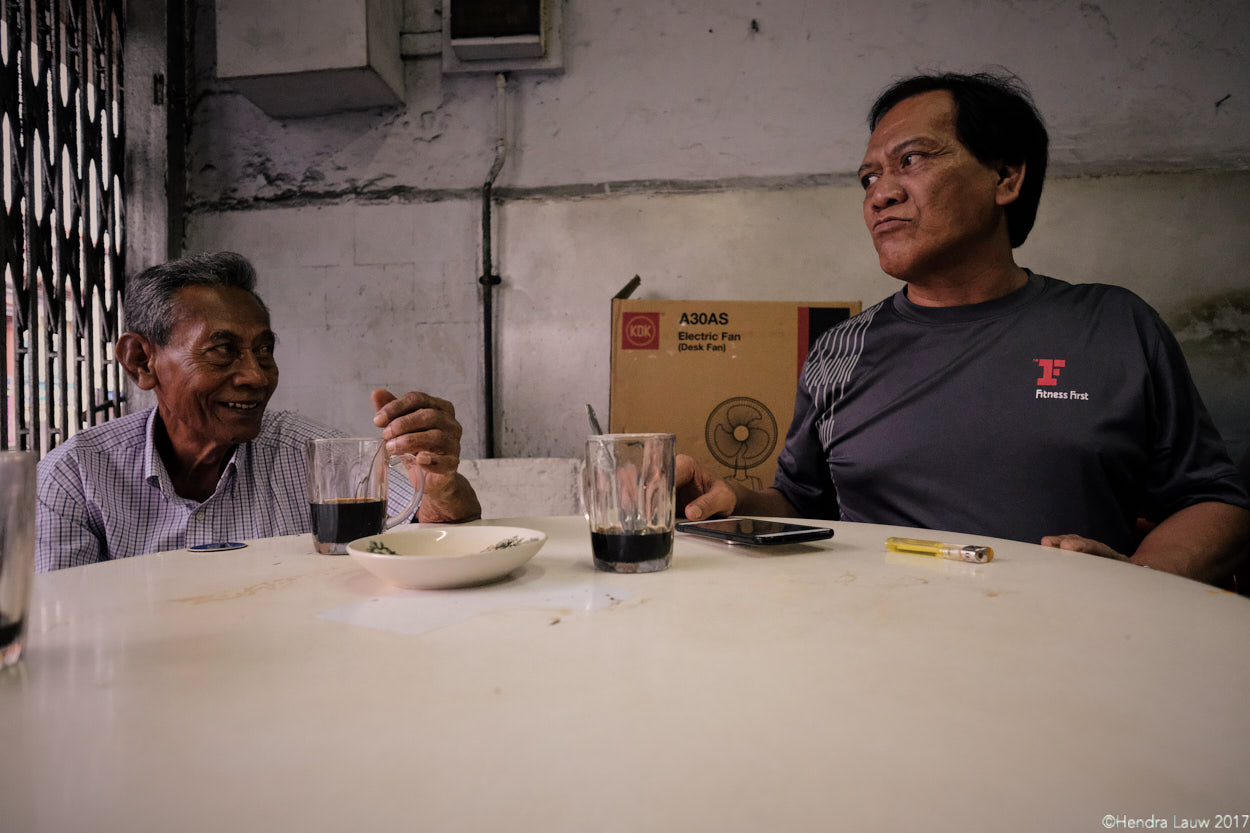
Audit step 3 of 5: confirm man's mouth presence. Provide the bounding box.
[873,216,906,231]
[221,401,262,411]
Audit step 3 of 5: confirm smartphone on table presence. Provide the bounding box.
[675,517,834,546]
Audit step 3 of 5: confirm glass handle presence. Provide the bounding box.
[385,454,424,528]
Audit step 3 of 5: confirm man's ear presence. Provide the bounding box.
[116,333,159,391]
[995,161,1026,206]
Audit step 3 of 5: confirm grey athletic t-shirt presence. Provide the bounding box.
[774,271,1249,551]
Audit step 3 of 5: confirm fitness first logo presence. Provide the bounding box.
[622,312,660,350]
[1033,358,1089,401]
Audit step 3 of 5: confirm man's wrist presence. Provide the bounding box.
[417,471,481,523]
[721,476,750,508]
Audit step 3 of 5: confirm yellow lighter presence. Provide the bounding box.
[885,537,994,564]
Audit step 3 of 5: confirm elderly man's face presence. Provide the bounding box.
[150,285,279,455]
[858,90,1009,283]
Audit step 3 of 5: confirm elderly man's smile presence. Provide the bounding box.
[38,250,481,572]
[216,398,269,429]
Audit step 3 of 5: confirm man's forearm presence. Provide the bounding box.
[416,472,482,524]
[36,477,106,572]
[35,514,104,572]
[730,484,802,519]
[1132,501,1250,584]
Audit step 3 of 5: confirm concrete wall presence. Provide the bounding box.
[124,3,170,276]
[182,0,1250,462]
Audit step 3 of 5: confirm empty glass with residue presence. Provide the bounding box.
[583,433,676,573]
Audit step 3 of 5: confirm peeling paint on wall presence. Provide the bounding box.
[1169,290,1250,375]
[1166,290,1250,460]
[189,0,1250,211]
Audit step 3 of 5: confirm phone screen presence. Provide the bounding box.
[676,518,834,545]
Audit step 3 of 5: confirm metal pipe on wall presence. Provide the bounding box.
[479,72,508,458]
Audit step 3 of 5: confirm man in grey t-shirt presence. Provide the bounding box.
[675,72,1250,584]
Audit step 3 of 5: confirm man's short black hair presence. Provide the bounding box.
[869,71,1049,248]
[124,251,268,345]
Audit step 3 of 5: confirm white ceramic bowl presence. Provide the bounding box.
[346,526,547,590]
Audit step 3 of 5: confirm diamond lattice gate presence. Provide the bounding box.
[2,0,126,454]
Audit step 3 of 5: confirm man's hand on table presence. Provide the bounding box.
[372,389,481,524]
[676,454,738,520]
[1043,503,1250,585]
[675,453,800,520]
[1040,533,1130,562]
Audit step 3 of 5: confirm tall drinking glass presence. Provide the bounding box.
[1,452,37,668]
[584,433,676,573]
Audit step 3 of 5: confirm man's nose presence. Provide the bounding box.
[868,177,904,210]
[232,351,272,386]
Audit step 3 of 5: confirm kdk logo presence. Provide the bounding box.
[622,312,660,350]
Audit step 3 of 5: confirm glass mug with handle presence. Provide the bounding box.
[306,437,425,554]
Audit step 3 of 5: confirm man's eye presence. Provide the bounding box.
[206,344,238,363]
[255,342,275,357]
[860,173,878,189]
[901,152,920,167]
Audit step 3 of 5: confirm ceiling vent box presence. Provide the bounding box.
[443,0,564,74]
[215,0,404,118]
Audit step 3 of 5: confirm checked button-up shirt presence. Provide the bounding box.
[35,408,369,572]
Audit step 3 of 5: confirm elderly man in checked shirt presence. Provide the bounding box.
[35,252,482,571]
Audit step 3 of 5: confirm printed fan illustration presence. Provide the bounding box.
[705,397,778,490]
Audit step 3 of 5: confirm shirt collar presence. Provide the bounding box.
[892,269,1044,325]
[141,408,165,487]
[141,408,246,503]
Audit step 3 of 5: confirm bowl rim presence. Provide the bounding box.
[346,526,548,561]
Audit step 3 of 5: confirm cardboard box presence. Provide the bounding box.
[610,299,861,490]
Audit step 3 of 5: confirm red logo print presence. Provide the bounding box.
[622,313,660,350]
[1034,358,1065,386]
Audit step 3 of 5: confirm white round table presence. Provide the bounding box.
[2,516,1247,832]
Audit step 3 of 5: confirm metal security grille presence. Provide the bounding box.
[2,0,125,455]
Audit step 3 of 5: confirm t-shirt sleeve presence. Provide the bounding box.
[1140,308,1250,519]
[772,374,840,520]
[36,452,106,572]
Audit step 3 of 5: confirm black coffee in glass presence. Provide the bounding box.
[590,526,673,573]
[310,498,386,546]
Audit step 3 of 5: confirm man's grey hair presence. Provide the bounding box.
[124,251,269,345]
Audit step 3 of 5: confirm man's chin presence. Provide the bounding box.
[876,259,913,282]
[231,424,264,443]
[217,405,267,441]
[875,247,934,283]
[872,243,913,281]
